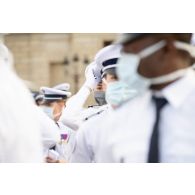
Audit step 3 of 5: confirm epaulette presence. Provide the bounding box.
[88,105,100,108]
[83,109,105,121]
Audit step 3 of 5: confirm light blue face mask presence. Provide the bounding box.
[94,91,107,106]
[41,106,54,119]
[117,41,166,96]
[117,40,195,96]
[105,81,137,107]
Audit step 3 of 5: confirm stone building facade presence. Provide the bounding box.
[4,33,117,96]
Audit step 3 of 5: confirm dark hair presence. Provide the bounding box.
[102,67,118,78]
[43,99,64,106]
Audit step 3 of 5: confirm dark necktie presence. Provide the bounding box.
[147,96,168,163]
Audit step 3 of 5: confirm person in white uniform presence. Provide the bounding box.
[81,81,107,122]
[71,44,136,162]
[60,62,104,130]
[40,86,75,162]
[52,83,77,161]
[96,33,195,163]
[24,85,61,162]
[0,43,43,162]
[34,105,61,161]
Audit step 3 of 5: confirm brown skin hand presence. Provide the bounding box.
[122,34,192,90]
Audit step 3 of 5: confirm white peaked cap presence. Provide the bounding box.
[53,83,70,91]
[40,87,71,100]
[94,44,122,76]
[35,94,44,101]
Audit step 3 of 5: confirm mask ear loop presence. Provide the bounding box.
[149,42,195,85]
[174,41,195,58]
[149,68,191,85]
[133,41,167,84]
[138,41,166,58]
[147,44,195,85]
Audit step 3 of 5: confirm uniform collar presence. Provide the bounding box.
[153,69,195,108]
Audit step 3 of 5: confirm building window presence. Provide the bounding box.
[103,40,113,47]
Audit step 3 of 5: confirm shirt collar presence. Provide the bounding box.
[156,69,195,108]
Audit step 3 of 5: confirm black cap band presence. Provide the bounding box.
[44,94,67,100]
[102,58,118,67]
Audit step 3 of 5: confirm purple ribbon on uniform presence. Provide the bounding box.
[61,134,68,140]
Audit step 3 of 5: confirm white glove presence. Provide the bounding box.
[48,150,60,161]
[84,62,101,90]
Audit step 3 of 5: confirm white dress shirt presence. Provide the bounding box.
[55,122,76,161]
[60,85,91,130]
[37,107,61,156]
[70,105,111,163]
[96,69,195,163]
